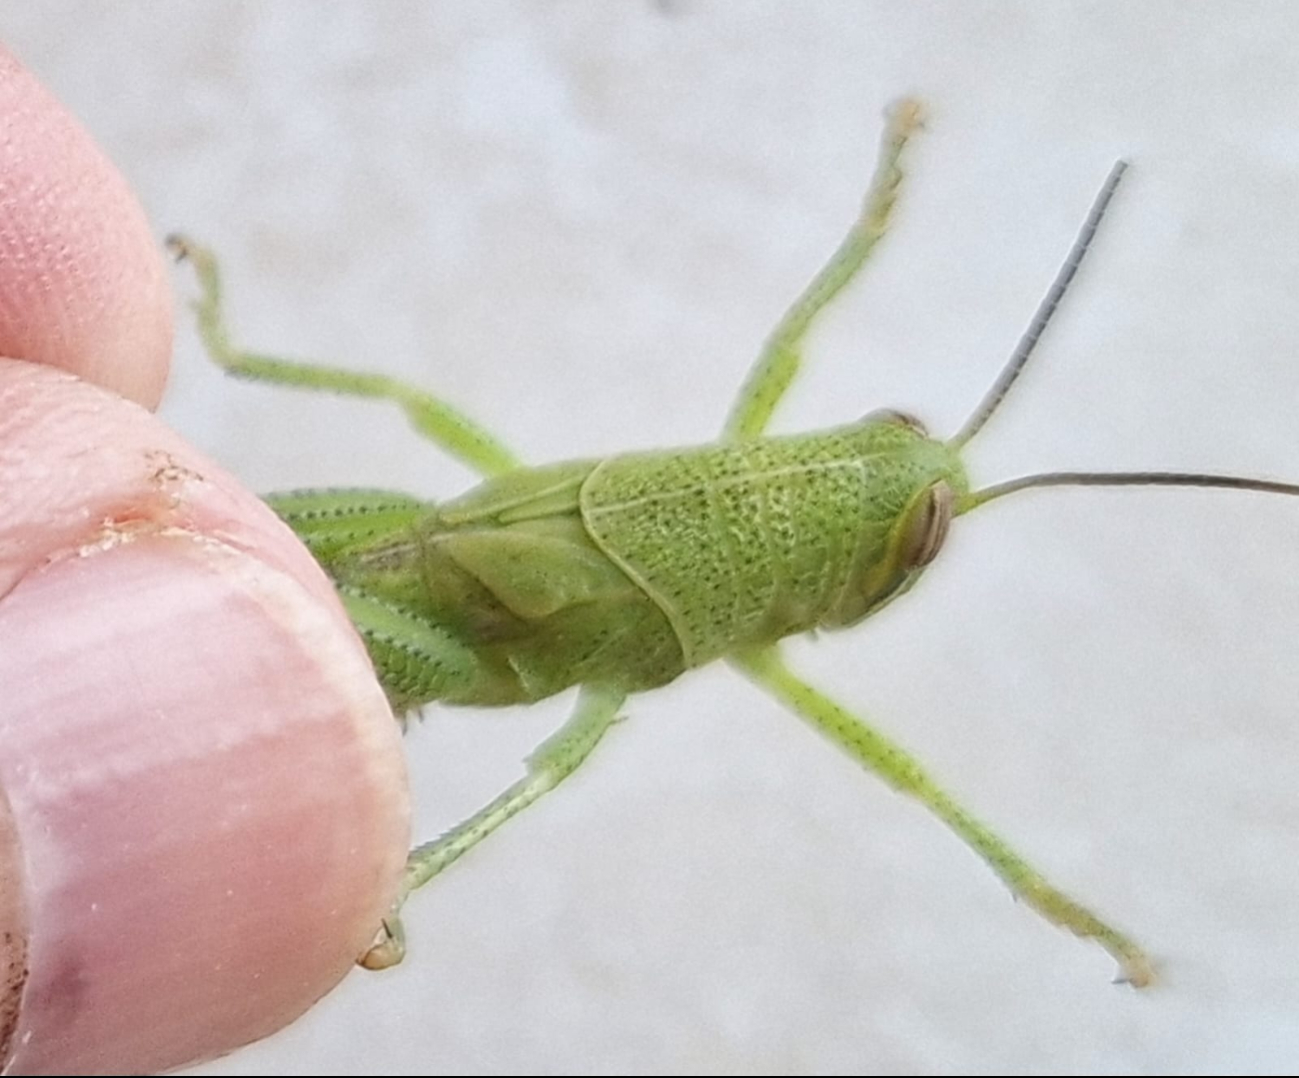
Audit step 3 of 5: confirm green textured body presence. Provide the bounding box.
[272,415,967,711]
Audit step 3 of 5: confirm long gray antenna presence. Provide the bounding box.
[951,161,1299,518]
[949,159,1128,449]
[959,470,1299,516]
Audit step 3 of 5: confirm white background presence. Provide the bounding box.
[7,3,1299,1074]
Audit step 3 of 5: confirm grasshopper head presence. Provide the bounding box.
[821,410,967,628]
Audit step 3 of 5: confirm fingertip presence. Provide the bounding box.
[0,358,409,1073]
[0,43,172,407]
[0,530,408,1076]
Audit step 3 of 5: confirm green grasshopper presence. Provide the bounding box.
[169,99,1299,987]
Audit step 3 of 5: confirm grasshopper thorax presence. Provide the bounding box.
[581,409,968,666]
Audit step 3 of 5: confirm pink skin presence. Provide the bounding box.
[0,45,409,1076]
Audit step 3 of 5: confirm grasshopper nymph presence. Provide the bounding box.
[170,99,1299,987]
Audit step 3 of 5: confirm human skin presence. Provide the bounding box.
[0,43,409,1076]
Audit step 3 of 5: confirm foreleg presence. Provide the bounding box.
[723,98,923,441]
[730,645,1153,986]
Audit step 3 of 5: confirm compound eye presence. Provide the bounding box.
[898,481,954,570]
[861,408,928,435]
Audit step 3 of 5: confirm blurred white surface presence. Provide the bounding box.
[8,2,1299,1074]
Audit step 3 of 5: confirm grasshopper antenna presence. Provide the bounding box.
[961,470,1299,513]
[950,159,1299,513]
[950,159,1128,450]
